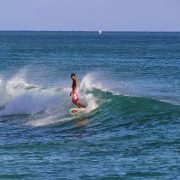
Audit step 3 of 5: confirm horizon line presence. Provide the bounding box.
[0,30,180,33]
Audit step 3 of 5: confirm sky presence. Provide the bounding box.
[0,0,180,31]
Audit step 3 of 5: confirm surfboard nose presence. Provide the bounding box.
[71,109,78,113]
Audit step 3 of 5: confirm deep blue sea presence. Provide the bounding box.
[0,31,180,179]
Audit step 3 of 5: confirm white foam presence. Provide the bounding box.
[0,71,102,128]
[27,116,72,127]
[6,70,40,97]
[80,73,105,91]
[83,93,98,113]
[0,75,10,107]
[0,91,62,116]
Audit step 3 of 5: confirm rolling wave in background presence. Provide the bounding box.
[0,70,179,128]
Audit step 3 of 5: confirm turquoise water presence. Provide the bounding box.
[0,31,180,179]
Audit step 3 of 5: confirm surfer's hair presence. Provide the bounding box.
[71,73,76,77]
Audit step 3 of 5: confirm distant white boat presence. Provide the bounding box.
[98,30,102,34]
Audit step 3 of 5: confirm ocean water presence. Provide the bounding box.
[0,31,179,179]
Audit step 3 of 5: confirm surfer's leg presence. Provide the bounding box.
[72,99,81,108]
[76,100,86,108]
[72,98,85,108]
[78,102,86,108]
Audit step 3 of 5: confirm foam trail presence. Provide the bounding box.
[27,116,72,127]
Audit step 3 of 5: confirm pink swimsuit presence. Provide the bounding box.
[72,89,79,102]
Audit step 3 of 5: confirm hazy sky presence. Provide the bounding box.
[0,0,180,31]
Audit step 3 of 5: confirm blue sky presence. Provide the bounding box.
[0,0,180,31]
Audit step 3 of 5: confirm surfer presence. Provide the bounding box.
[70,73,85,108]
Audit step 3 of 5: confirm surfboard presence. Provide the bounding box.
[69,108,86,115]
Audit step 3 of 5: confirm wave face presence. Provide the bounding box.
[1,71,178,124]
[0,32,180,179]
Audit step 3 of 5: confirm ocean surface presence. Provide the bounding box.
[0,31,179,179]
